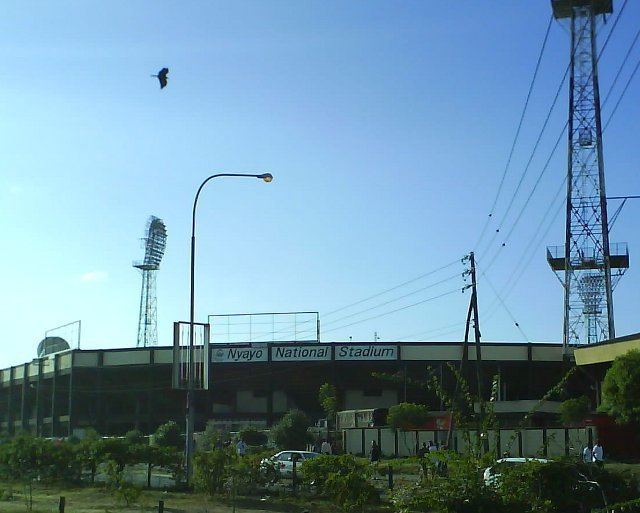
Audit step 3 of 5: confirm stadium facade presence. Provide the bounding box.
[0,341,588,437]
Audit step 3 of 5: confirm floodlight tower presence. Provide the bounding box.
[133,216,168,347]
[547,0,629,350]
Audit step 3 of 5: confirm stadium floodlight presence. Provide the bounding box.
[133,216,168,347]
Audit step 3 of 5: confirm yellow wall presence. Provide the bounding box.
[574,337,640,365]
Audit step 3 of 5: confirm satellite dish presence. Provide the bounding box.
[37,336,70,358]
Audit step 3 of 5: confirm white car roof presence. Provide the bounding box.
[494,458,551,464]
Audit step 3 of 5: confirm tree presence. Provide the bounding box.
[559,396,590,425]
[239,426,267,446]
[599,349,640,424]
[318,383,339,425]
[271,410,312,450]
[125,429,145,446]
[387,402,429,429]
[153,421,183,448]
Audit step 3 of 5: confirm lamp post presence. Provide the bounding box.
[186,172,273,484]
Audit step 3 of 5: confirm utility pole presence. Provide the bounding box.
[469,252,484,412]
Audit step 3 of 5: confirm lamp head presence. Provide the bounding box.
[258,173,273,183]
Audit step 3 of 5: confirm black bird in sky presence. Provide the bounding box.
[151,68,169,89]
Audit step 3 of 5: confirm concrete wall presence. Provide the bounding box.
[343,427,597,459]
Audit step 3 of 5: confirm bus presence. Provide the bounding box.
[336,408,388,430]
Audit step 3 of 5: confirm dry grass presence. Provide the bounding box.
[0,483,328,513]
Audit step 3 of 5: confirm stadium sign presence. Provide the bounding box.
[211,346,268,363]
[271,345,331,362]
[335,345,397,360]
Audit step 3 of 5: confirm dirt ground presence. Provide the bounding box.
[0,484,330,513]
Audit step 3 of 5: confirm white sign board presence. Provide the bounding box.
[335,345,397,360]
[211,346,268,363]
[271,345,331,362]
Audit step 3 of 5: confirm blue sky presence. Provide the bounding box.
[1,1,639,367]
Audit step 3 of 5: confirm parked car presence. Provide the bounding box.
[260,450,320,479]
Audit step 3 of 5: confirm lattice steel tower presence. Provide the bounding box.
[133,216,167,347]
[547,0,628,349]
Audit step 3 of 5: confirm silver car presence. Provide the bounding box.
[261,450,320,478]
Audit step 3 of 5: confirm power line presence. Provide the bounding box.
[475,14,554,249]
[321,287,461,335]
[320,271,461,328]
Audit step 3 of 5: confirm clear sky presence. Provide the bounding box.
[1,1,639,367]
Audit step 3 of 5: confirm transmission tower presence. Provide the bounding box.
[547,0,628,349]
[133,216,167,347]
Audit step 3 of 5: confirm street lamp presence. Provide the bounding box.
[186,172,273,483]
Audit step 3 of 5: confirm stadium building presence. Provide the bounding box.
[0,339,591,437]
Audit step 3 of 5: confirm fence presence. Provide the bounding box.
[343,426,597,459]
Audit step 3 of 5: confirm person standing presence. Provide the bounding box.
[370,440,380,465]
[236,438,247,457]
[592,440,604,468]
[583,443,593,464]
[321,439,333,455]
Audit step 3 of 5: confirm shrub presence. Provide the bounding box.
[599,349,640,423]
[125,429,145,446]
[303,455,378,512]
[270,410,312,450]
[154,421,183,448]
[193,447,234,495]
[239,426,267,447]
[387,402,429,429]
[559,396,590,425]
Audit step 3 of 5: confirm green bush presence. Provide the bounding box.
[270,410,312,450]
[193,447,234,495]
[387,402,429,429]
[303,454,378,512]
[559,396,590,425]
[599,349,640,423]
[154,421,183,448]
[125,429,145,446]
[239,426,268,447]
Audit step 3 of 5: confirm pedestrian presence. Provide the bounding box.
[417,442,428,458]
[583,443,593,464]
[370,440,380,465]
[592,440,604,468]
[428,440,438,452]
[236,438,247,457]
[321,439,333,455]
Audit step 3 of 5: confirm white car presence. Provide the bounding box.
[483,457,550,486]
[261,450,319,479]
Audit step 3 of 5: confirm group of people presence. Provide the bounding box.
[583,440,605,467]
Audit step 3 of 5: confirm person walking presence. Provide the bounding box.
[369,440,380,465]
[321,439,333,455]
[592,440,604,468]
[583,443,593,464]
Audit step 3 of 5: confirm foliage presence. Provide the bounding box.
[239,426,268,447]
[559,396,590,425]
[318,383,339,423]
[599,349,640,424]
[153,420,183,448]
[393,450,505,513]
[105,459,142,507]
[270,410,312,450]
[303,454,378,512]
[125,429,145,446]
[573,461,640,505]
[193,447,234,495]
[387,402,430,430]
[199,421,226,451]
[228,452,272,495]
[99,437,131,471]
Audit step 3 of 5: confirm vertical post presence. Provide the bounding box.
[186,232,196,484]
[67,354,74,437]
[21,363,29,432]
[158,499,164,513]
[388,465,394,490]
[58,496,65,513]
[292,456,298,495]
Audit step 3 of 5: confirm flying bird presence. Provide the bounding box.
[151,68,169,89]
